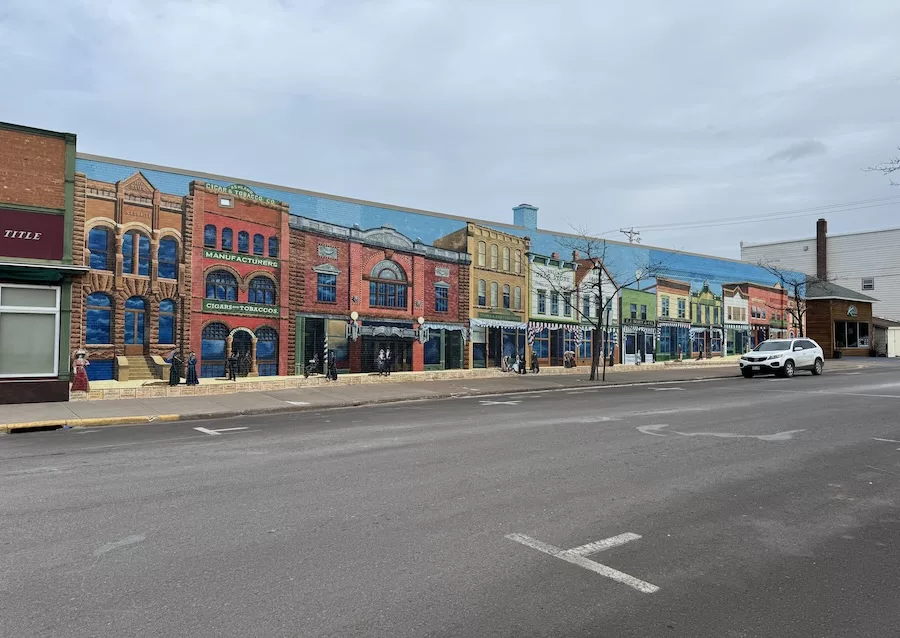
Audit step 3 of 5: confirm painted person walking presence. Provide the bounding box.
[227,351,238,381]
[185,351,199,386]
[377,349,386,375]
[385,348,392,376]
[168,349,183,386]
[71,349,90,393]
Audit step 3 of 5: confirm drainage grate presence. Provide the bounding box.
[9,425,64,434]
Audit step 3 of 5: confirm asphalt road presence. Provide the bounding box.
[1,363,899,637]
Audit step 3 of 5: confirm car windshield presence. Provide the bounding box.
[754,340,792,352]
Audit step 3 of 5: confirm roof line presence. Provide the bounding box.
[742,224,900,249]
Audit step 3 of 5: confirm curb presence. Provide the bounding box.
[2,371,740,433]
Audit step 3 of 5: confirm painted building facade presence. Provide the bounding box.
[574,257,619,366]
[722,284,750,355]
[620,288,657,364]
[654,277,691,361]
[731,282,790,348]
[690,282,724,358]
[528,252,580,367]
[434,222,528,369]
[290,217,470,374]
[0,122,86,403]
[191,183,290,378]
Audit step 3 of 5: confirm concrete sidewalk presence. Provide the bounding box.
[0,359,873,433]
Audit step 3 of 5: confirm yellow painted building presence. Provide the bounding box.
[434,223,529,368]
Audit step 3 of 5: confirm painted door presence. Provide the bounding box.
[623,332,637,365]
[123,296,147,355]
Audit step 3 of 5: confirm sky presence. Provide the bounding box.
[2,0,899,258]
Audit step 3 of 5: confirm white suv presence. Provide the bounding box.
[739,338,825,378]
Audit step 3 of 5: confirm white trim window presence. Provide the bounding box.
[0,284,61,378]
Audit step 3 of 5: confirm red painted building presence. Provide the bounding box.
[726,281,790,347]
[190,182,290,377]
[289,217,470,374]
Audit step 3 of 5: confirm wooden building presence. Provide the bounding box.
[805,279,877,359]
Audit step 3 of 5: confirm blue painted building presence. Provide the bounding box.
[75,153,801,316]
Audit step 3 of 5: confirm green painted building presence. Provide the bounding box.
[619,288,657,364]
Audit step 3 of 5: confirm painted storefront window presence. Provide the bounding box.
[206,271,238,301]
[248,276,276,305]
[86,292,112,344]
[257,327,278,376]
[159,299,176,344]
[158,237,178,280]
[88,227,112,271]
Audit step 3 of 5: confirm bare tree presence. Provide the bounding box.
[757,262,825,338]
[867,147,900,185]
[529,228,667,382]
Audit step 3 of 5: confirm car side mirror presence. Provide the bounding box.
[793,346,803,352]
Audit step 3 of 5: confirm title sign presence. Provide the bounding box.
[204,249,279,268]
[0,209,65,261]
[202,299,280,317]
[204,182,280,207]
[847,305,858,317]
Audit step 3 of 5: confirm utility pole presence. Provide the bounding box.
[620,227,641,244]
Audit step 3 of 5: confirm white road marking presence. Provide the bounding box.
[872,438,900,444]
[637,423,805,441]
[566,533,643,556]
[94,534,145,557]
[651,387,683,391]
[770,389,900,400]
[285,401,310,406]
[836,372,862,376]
[479,400,522,405]
[193,426,249,436]
[506,532,658,594]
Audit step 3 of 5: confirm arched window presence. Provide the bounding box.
[514,250,522,275]
[490,244,499,269]
[477,241,486,267]
[200,322,229,378]
[369,260,407,309]
[248,276,276,305]
[205,270,238,301]
[124,296,146,345]
[85,292,112,344]
[159,299,176,344]
[221,228,234,252]
[514,286,522,310]
[502,247,510,271]
[268,236,279,258]
[253,233,264,256]
[122,230,150,276]
[238,231,249,254]
[477,279,486,306]
[204,224,217,248]
[87,227,111,271]
[256,327,278,376]
[490,282,499,307]
[503,284,511,309]
[158,237,178,280]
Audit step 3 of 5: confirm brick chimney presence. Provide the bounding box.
[816,218,827,279]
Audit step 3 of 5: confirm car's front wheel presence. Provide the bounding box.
[741,368,754,379]
[811,358,824,376]
[779,360,795,378]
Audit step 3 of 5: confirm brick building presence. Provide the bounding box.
[723,281,790,348]
[191,183,290,378]
[0,122,87,403]
[289,217,470,374]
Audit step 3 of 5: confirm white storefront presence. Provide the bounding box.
[723,285,750,355]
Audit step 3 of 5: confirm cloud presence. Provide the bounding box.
[1,0,899,257]
[767,140,828,163]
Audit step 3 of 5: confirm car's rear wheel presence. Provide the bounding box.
[811,358,823,376]
[779,360,795,378]
[741,369,754,379]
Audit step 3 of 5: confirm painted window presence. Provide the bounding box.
[222,228,234,251]
[87,227,112,271]
[238,231,250,254]
[256,327,278,376]
[253,233,264,256]
[0,285,61,378]
[582,295,591,319]
[369,260,408,309]
[564,293,572,317]
[630,303,637,319]
[477,241,486,267]
[200,322,228,378]
[661,296,670,317]
[705,306,710,324]
[124,296,146,345]
[550,291,559,315]
[205,270,238,301]
[490,244,499,270]
[514,251,522,275]
[122,231,150,276]
[477,279,486,306]
[514,286,522,311]
[502,247,510,271]
[317,273,337,303]
[640,304,647,321]
[435,284,449,313]
[159,299,176,344]
[532,328,549,359]
[677,299,686,318]
[204,224,217,248]
[713,307,719,324]
[490,282,499,308]
[158,237,178,280]
[248,276,276,305]
[538,290,546,314]
[85,292,112,344]
[268,236,279,258]
[502,284,511,309]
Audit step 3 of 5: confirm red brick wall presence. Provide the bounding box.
[0,128,67,210]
